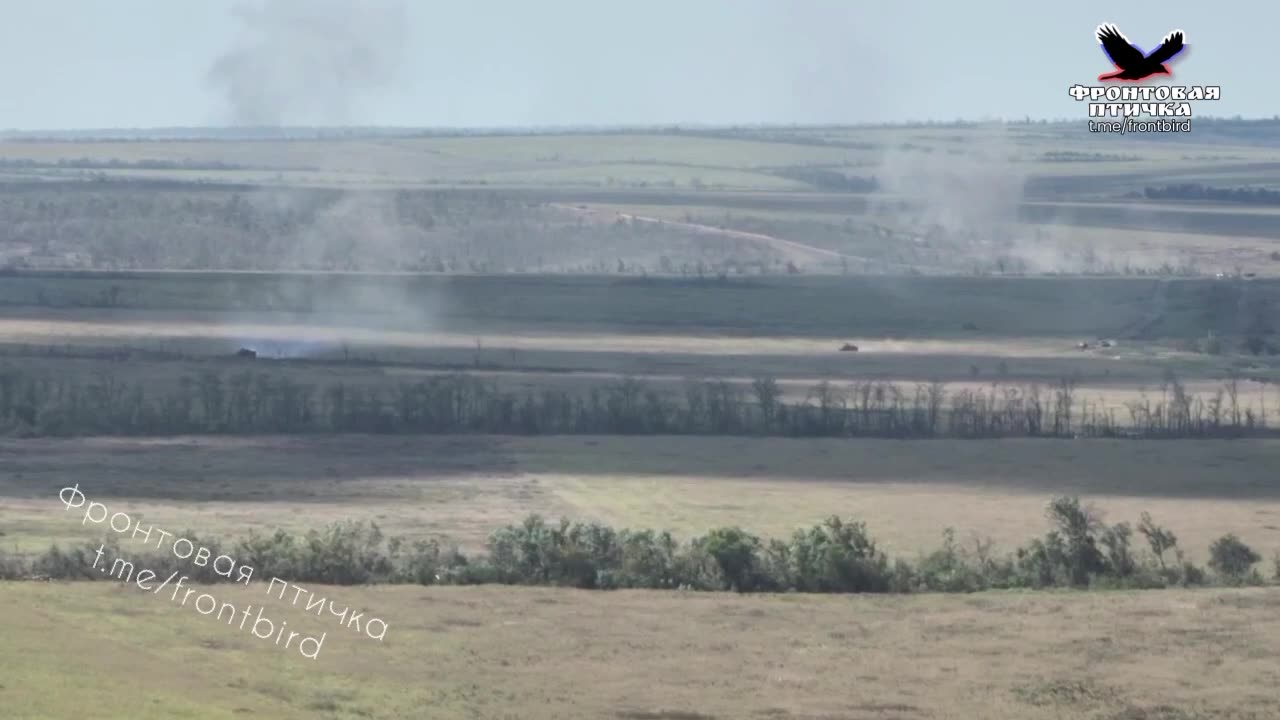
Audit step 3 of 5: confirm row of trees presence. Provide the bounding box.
[0,366,1270,439]
[1144,183,1280,206]
[0,157,264,171]
[1041,151,1141,162]
[769,168,879,192]
[7,498,1274,592]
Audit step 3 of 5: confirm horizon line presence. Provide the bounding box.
[1,114,1276,138]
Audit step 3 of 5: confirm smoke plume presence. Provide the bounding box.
[207,0,408,126]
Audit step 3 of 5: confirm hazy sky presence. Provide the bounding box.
[0,0,1267,129]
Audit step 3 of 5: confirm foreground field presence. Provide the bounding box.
[4,435,1280,563]
[3,582,1279,719]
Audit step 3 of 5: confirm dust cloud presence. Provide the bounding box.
[203,0,431,356]
[207,0,408,126]
[226,189,445,359]
[872,129,1195,274]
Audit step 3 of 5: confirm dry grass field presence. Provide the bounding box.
[4,434,1280,564]
[5,123,1280,718]
[3,581,1279,720]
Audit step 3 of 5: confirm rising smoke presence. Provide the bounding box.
[222,189,448,359]
[204,0,432,356]
[873,131,1196,275]
[874,131,1028,242]
[207,0,408,126]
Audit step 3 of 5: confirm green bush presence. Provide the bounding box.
[1045,497,1107,586]
[916,528,985,592]
[1208,534,1261,582]
[698,527,765,591]
[787,516,891,593]
[8,498,1273,596]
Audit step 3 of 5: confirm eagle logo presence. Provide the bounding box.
[1096,23,1187,82]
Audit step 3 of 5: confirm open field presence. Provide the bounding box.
[2,272,1278,423]
[5,122,1280,717]
[4,182,1280,275]
[4,124,1280,189]
[4,581,1280,720]
[4,272,1279,340]
[4,435,1280,563]
[6,123,1280,278]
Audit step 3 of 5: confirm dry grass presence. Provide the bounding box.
[4,126,1280,718]
[4,435,1280,562]
[0,313,1128,356]
[3,581,1280,719]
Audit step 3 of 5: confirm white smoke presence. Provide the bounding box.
[207,0,408,126]
[874,128,1028,239]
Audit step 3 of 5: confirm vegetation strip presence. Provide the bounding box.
[7,497,1275,593]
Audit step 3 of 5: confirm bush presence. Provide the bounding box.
[1137,512,1178,572]
[0,547,27,579]
[787,516,891,593]
[1045,496,1107,586]
[1100,522,1137,578]
[5,499,1242,596]
[486,516,621,589]
[1176,549,1207,587]
[1196,333,1223,355]
[1243,335,1268,356]
[916,528,985,592]
[1208,534,1261,581]
[698,527,765,591]
[33,542,110,580]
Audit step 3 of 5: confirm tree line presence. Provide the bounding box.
[1144,183,1280,206]
[0,366,1270,439]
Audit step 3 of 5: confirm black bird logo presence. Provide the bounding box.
[1096,23,1186,81]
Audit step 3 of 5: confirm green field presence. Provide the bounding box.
[2,272,1277,339]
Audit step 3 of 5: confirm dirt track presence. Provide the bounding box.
[551,203,923,271]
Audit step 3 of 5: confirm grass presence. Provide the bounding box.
[3,580,1280,719]
[5,123,1280,716]
[4,435,1280,562]
[4,124,1280,193]
[7,272,1278,340]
